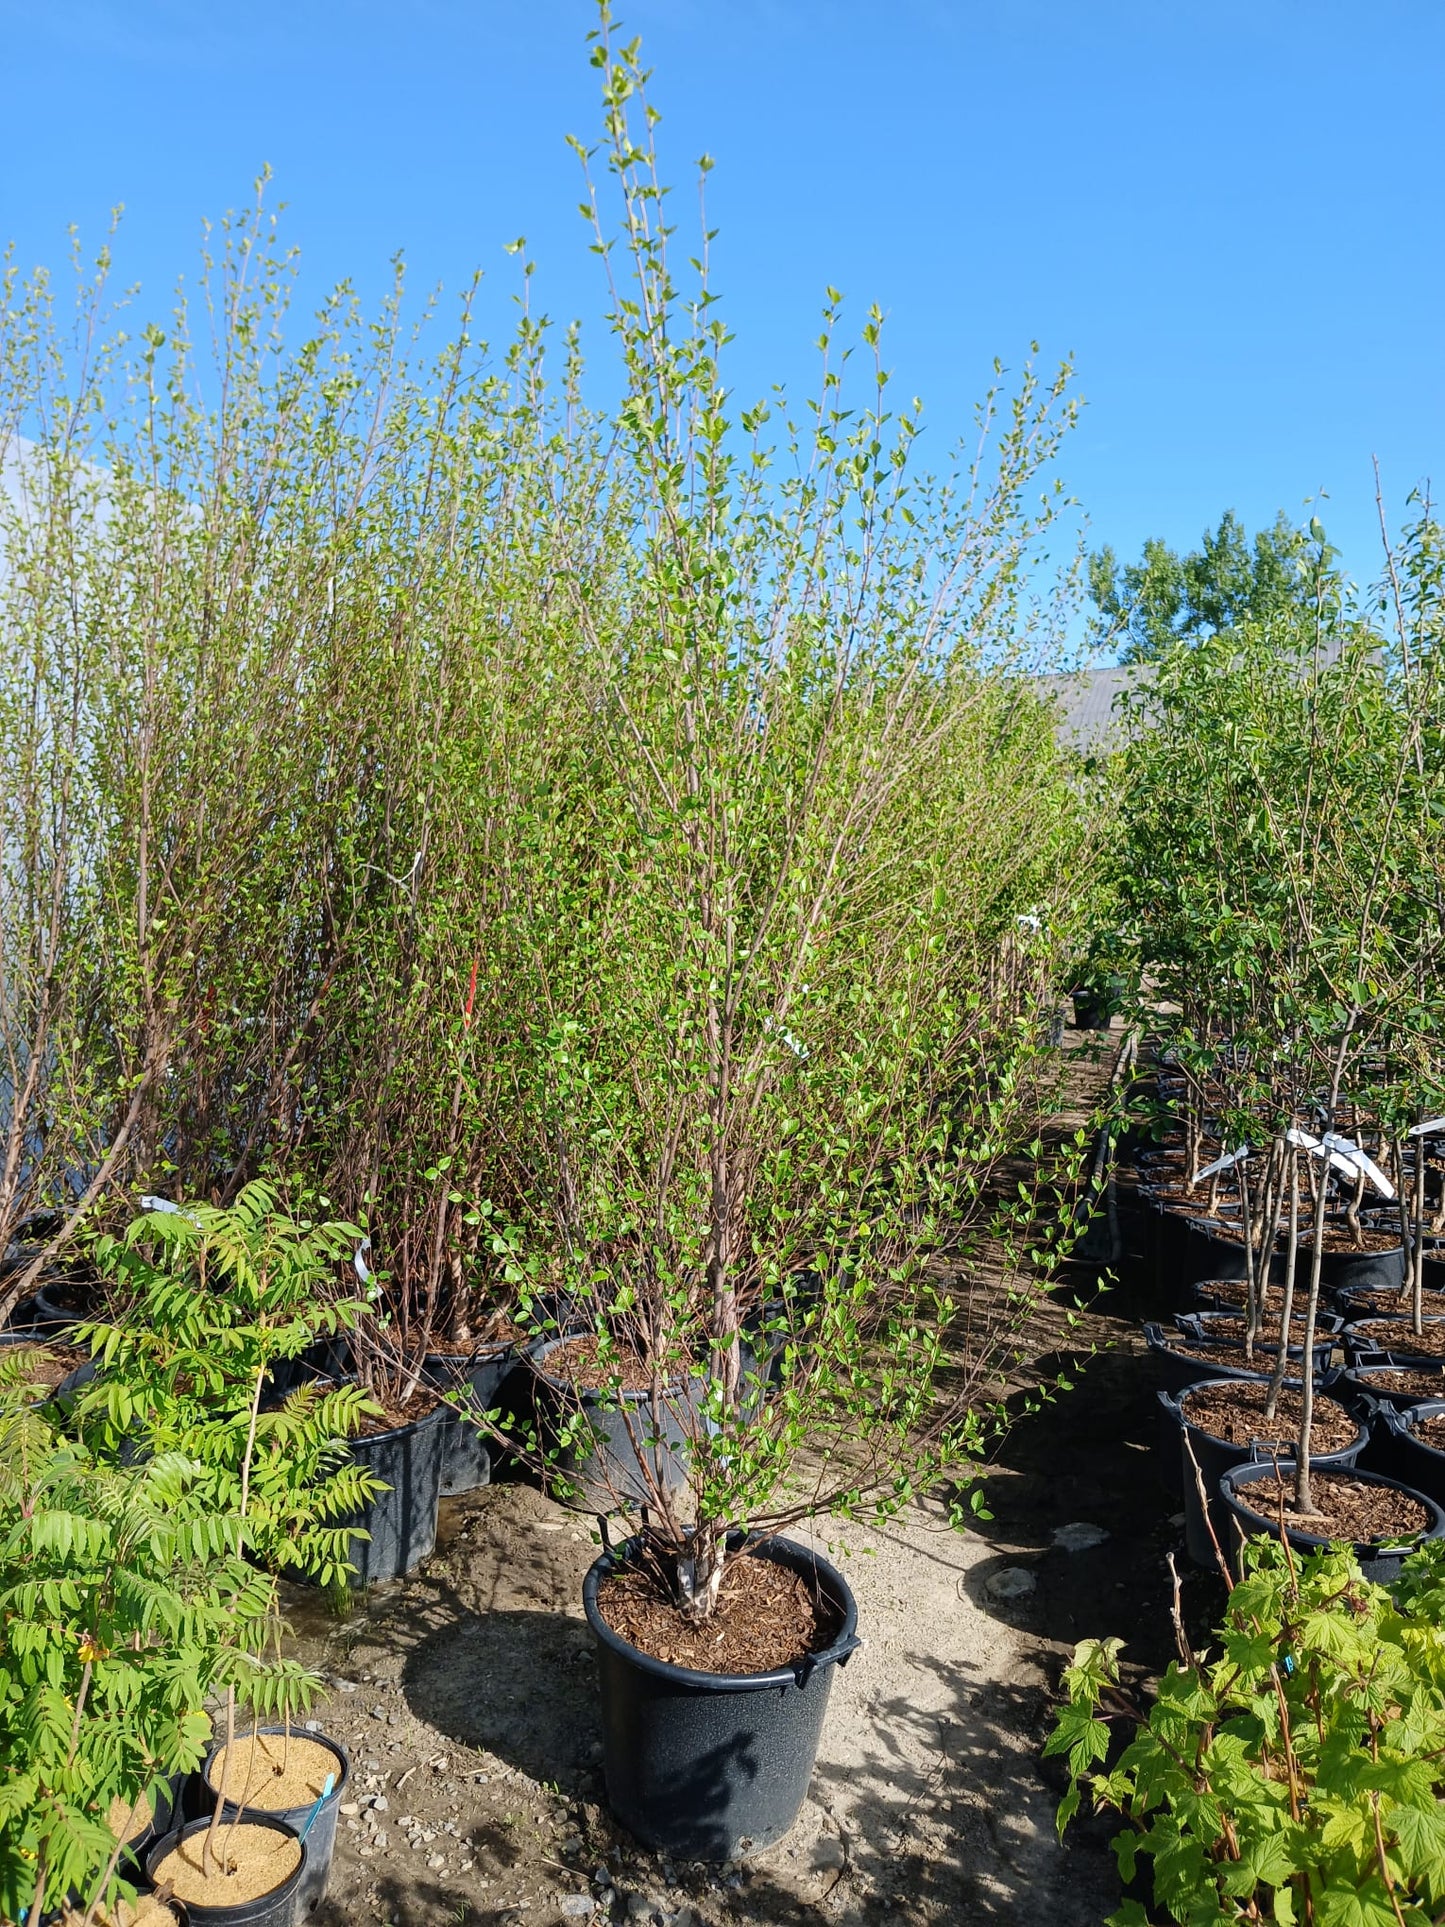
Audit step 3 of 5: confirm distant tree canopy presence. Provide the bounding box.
[1087,509,1333,663]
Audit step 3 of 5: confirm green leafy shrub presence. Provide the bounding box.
[73,1183,384,1588]
[1049,1537,1445,1925]
[0,1346,323,1924]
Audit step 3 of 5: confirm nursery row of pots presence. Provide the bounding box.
[1127,1099,1445,1580]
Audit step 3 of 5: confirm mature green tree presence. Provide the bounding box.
[1088,508,1331,662]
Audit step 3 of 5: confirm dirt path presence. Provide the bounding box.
[285,1030,1178,1927]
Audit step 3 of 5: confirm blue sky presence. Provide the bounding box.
[4,0,1442,618]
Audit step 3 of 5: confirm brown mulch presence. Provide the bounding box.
[1356,1366,1445,1398]
[1348,1320,1445,1358]
[10,1342,89,1388]
[356,1382,446,1434]
[1194,1313,1330,1348]
[1412,1414,1445,1451]
[1300,1225,1403,1255]
[1339,1290,1445,1321]
[1236,1469,1431,1541]
[597,1548,841,1675]
[1179,1381,1357,1454]
[538,1333,674,1394]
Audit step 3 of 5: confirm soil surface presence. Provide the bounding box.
[1232,1469,1431,1540]
[539,1335,662,1394]
[1339,1290,1445,1321]
[1349,1319,1445,1357]
[1351,1365,1445,1398]
[1301,1225,1403,1254]
[1190,1313,1331,1347]
[153,1824,302,1905]
[357,1385,447,1433]
[21,1341,89,1387]
[209,1730,340,1807]
[596,1552,837,1675]
[106,1790,152,1840]
[1178,1382,1357,1453]
[1413,1414,1445,1452]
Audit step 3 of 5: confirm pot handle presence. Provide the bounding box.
[793,1631,864,1686]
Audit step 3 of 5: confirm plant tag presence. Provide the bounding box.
[1409,1117,1445,1139]
[1192,1145,1251,1183]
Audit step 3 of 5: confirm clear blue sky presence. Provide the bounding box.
[4,0,1442,612]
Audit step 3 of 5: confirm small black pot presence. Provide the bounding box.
[583,1533,860,1860]
[1162,1377,1366,1570]
[202,1726,349,1918]
[531,1338,714,1514]
[1218,1461,1445,1586]
[335,1403,447,1586]
[145,1814,307,1927]
[117,1768,188,1869]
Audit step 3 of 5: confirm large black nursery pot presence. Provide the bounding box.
[1161,1376,1366,1570]
[1339,1358,1445,1418]
[1371,1402,1445,1509]
[582,1534,860,1860]
[145,1815,306,1927]
[202,1726,350,1918]
[1218,1461,1445,1587]
[420,1345,523,1496]
[1144,1322,1331,1401]
[1343,1315,1445,1367]
[530,1338,714,1514]
[1305,1232,1407,1296]
[338,1402,447,1586]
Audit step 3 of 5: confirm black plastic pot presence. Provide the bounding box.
[145,1815,306,1927]
[1332,1283,1445,1324]
[1162,1377,1366,1569]
[531,1338,714,1514]
[1218,1461,1445,1586]
[1071,984,1119,1030]
[1371,1403,1445,1509]
[582,1533,860,1859]
[1300,1236,1407,1296]
[335,1403,447,1586]
[1338,1358,1445,1415]
[29,1273,106,1333]
[203,1726,349,1918]
[1144,1323,1331,1400]
[421,1346,525,1496]
[1177,1310,1344,1350]
[265,1333,356,1403]
[1343,1316,1445,1366]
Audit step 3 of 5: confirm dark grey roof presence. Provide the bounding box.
[1038,663,1153,752]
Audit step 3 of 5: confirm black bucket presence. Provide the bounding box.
[1144,1323,1330,1400]
[202,1726,349,1918]
[336,1404,447,1586]
[145,1815,307,1927]
[1218,1462,1445,1586]
[1343,1316,1445,1366]
[530,1338,714,1514]
[582,1533,860,1860]
[1373,1403,1445,1509]
[421,1346,522,1496]
[1163,1377,1365,1569]
[1339,1358,1445,1417]
[1303,1236,1408,1296]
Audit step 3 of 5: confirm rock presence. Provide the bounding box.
[986,1565,1037,1601]
[1051,1521,1109,1553]
[426,1852,446,1870]
[303,1719,322,1733]
[562,1835,585,1856]
[560,1899,595,1919]
[626,1895,664,1922]
[339,1801,360,1818]
[370,1705,386,1719]
[671,1909,702,1927]
[371,1794,389,1813]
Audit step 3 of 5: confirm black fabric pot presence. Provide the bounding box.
[335,1404,447,1586]
[421,1346,526,1496]
[202,1727,349,1918]
[145,1815,306,1927]
[1162,1377,1365,1570]
[531,1338,714,1514]
[1218,1462,1445,1586]
[582,1533,860,1860]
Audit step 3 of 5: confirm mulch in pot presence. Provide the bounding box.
[1340,1288,1445,1321]
[1237,1468,1431,1539]
[597,1548,841,1675]
[4,1340,89,1387]
[1301,1225,1404,1255]
[1357,1365,1445,1398]
[1349,1320,1445,1358]
[1414,1414,1445,1453]
[1192,1313,1332,1348]
[1179,1381,1356,1454]
[151,1822,300,1906]
[208,1731,337,1808]
[541,1334,680,1394]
